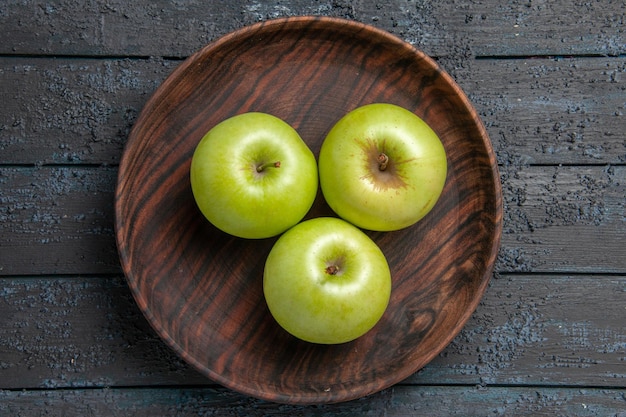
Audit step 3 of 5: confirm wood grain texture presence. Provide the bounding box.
[1,0,623,58]
[2,57,624,165]
[499,165,626,273]
[459,57,626,166]
[412,275,626,386]
[0,167,120,275]
[0,57,177,165]
[0,276,202,389]
[115,16,501,404]
[1,385,625,416]
[2,166,623,276]
[0,275,623,390]
[435,0,626,58]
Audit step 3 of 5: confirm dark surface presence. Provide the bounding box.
[1,1,625,415]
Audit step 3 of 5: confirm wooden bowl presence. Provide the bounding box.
[115,16,502,404]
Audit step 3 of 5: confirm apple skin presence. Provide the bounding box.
[263,217,391,344]
[318,103,447,231]
[190,112,318,239]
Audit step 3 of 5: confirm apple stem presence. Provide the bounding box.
[256,161,281,173]
[377,153,389,171]
[325,265,340,275]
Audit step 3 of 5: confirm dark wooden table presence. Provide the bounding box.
[1,1,625,415]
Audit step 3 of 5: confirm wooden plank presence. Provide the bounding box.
[460,57,626,166]
[409,275,626,386]
[1,1,623,58]
[1,165,624,276]
[0,275,623,389]
[0,385,625,416]
[0,57,177,165]
[0,276,208,389]
[430,0,626,58]
[498,165,626,273]
[1,56,624,165]
[388,386,626,417]
[0,167,121,275]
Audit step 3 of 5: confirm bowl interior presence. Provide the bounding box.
[115,16,502,405]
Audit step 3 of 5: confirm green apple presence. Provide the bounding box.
[263,217,391,344]
[190,112,318,239]
[318,103,447,231]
